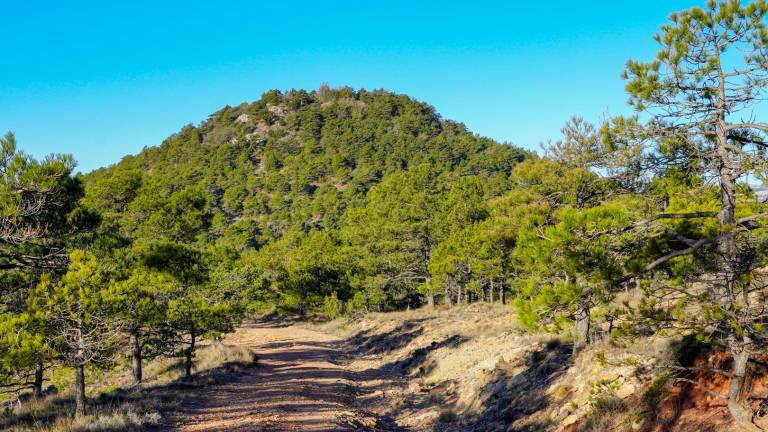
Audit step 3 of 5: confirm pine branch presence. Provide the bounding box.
[645,235,720,271]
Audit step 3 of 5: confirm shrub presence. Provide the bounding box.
[321,293,343,320]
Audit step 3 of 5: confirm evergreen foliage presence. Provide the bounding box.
[7,7,768,426]
[82,88,529,312]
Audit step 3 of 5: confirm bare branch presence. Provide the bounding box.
[645,235,720,271]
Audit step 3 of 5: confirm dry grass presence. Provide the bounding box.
[0,342,256,432]
[3,303,681,431]
[577,392,630,432]
[316,302,518,338]
[311,303,678,431]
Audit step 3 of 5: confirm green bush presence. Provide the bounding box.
[321,292,343,320]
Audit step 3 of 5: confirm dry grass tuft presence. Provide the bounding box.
[1,342,256,432]
[576,392,630,432]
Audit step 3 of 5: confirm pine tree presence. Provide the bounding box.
[107,266,179,384]
[0,132,89,272]
[27,250,118,417]
[0,133,94,397]
[617,1,768,428]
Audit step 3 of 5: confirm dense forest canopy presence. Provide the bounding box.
[81,87,530,312]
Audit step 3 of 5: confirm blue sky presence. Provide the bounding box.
[1,1,702,173]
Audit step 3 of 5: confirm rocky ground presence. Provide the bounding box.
[162,304,760,431]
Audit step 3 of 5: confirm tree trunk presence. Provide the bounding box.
[426,294,434,308]
[489,280,494,304]
[726,346,762,431]
[74,324,86,417]
[713,58,757,429]
[33,361,43,398]
[130,332,142,384]
[572,304,590,356]
[444,284,452,308]
[185,328,196,378]
[74,365,86,417]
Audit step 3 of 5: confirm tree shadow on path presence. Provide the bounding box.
[164,320,408,432]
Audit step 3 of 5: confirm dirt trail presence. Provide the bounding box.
[168,322,404,432]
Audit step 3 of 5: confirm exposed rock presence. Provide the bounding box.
[616,381,637,399]
[562,413,580,426]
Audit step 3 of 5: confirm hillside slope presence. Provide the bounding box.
[83,86,528,250]
[78,86,531,315]
[315,305,741,432]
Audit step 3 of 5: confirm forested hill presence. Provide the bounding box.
[82,86,530,311]
[11,4,768,429]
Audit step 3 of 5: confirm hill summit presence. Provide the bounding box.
[84,86,528,251]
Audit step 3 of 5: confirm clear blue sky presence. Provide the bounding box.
[1,1,702,174]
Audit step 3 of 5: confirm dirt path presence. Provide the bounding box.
[167,322,404,432]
